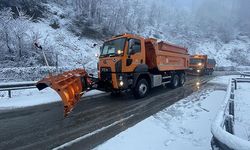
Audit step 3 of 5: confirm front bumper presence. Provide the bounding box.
[187,68,204,75]
[98,72,131,91]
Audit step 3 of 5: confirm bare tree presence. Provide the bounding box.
[0,8,14,53]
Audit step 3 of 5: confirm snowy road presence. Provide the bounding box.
[0,75,214,150]
[94,81,228,150]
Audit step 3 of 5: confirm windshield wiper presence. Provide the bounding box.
[109,53,116,57]
[100,54,109,57]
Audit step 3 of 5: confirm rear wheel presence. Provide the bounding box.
[170,74,179,89]
[133,79,149,99]
[209,69,214,75]
[179,73,185,86]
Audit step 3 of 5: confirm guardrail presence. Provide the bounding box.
[211,77,250,150]
[240,71,250,77]
[0,81,37,98]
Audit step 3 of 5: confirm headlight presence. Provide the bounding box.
[119,81,124,87]
[95,53,99,58]
[197,70,201,73]
[196,82,200,89]
[117,50,123,55]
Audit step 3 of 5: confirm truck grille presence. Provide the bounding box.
[100,67,112,81]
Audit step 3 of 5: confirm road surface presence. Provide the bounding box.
[0,75,214,150]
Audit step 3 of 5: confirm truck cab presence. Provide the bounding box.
[188,55,215,75]
[98,34,146,92]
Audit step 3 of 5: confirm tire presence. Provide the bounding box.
[206,69,210,75]
[208,69,211,75]
[170,74,179,89]
[179,73,185,86]
[210,69,214,75]
[133,79,149,99]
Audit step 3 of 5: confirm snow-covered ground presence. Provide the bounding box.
[94,76,231,150]
[0,88,104,110]
[235,82,250,141]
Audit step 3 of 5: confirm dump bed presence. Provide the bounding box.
[145,39,189,71]
[207,59,216,69]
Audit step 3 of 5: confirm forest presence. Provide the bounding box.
[0,0,250,68]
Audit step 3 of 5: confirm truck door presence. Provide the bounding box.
[123,38,145,72]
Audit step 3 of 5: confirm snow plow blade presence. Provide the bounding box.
[36,69,92,117]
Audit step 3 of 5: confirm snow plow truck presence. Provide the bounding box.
[188,55,216,75]
[36,34,189,116]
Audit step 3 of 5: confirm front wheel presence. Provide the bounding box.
[133,79,149,99]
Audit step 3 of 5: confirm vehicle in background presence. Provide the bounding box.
[188,55,216,75]
[36,33,190,116]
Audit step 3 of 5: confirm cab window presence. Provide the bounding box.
[128,38,141,55]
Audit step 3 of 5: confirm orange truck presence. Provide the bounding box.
[36,34,189,116]
[188,55,216,75]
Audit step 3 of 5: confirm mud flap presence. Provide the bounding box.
[36,69,92,117]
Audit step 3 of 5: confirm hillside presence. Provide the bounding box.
[0,0,250,75]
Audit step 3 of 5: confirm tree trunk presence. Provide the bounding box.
[18,36,22,58]
[5,32,12,54]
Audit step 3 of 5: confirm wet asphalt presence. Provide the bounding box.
[0,75,215,150]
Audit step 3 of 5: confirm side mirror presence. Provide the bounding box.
[99,46,103,53]
[95,53,100,58]
[128,39,140,55]
[129,45,139,55]
[129,47,136,55]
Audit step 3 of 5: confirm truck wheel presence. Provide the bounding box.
[210,69,214,75]
[206,69,209,75]
[207,69,210,75]
[170,74,179,89]
[179,73,185,86]
[133,79,149,99]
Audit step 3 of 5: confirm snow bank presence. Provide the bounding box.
[0,88,104,110]
[0,88,60,109]
[94,77,229,150]
[211,78,250,150]
[234,83,250,141]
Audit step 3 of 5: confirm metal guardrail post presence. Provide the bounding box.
[230,93,234,99]
[225,115,234,134]
[8,90,11,98]
[229,100,235,121]
[234,79,237,90]
[230,88,234,99]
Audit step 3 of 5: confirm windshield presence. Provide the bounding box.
[190,58,204,64]
[100,38,126,57]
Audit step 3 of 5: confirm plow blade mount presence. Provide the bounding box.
[36,69,92,117]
